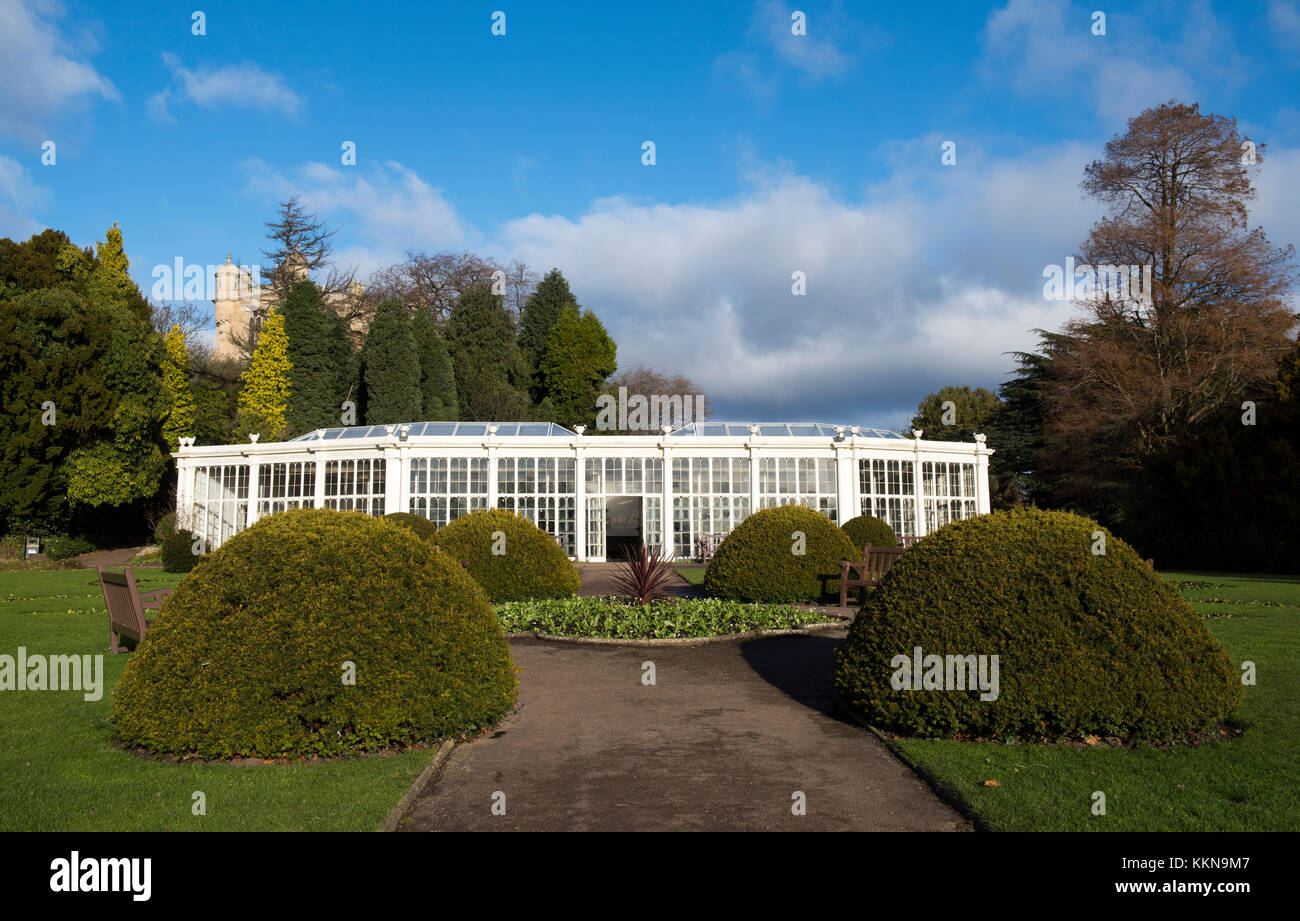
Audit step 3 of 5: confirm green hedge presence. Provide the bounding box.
[161,529,200,573]
[834,508,1243,743]
[703,505,857,603]
[43,536,94,560]
[152,512,176,545]
[841,514,897,552]
[435,508,579,602]
[384,511,439,542]
[113,508,517,758]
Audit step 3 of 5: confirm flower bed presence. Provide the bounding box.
[495,596,836,640]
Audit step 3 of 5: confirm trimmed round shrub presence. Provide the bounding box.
[113,508,517,758]
[161,529,200,573]
[434,508,579,602]
[841,514,898,552]
[703,505,857,603]
[384,511,438,542]
[153,512,176,545]
[834,508,1243,744]
[44,536,94,560]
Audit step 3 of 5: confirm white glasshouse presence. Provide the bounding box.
[173,421,993,561]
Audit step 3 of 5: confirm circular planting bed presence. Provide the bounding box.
[495,596,841,642]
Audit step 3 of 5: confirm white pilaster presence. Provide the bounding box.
[912,431,927,537]
[574,437,587,561]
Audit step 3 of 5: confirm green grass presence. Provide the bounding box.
[0,568,439,831]
[674,565,707,587]
[889,572,1300,831]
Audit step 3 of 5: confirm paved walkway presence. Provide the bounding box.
[576,562,702,599]
[401,632,968,832]
[75,547,148,568]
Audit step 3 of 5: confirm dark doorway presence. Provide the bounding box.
[606,495,642,560]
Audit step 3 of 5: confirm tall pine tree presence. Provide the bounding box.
[237,310,292,441]
[518,268,576,370]
[161,325,196,450]
[87,224,151,321]
[358,298,422,424]
[280,280,352,434]
[412,310,458,420]
[536,304,617,429]
[446,283,528,420]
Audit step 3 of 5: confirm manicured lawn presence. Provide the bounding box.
[890,572,1300,831]
[0,568,438,831]
[674,565,707,587]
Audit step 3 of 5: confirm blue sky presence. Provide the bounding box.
[2,0,1298,429]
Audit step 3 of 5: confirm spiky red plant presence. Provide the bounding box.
[612,543,677,605]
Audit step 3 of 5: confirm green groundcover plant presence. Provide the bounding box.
[497,596,834,639]
[834,508,1243,743]
[113,508,517,758]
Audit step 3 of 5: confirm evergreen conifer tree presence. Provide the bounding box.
[358,298,422,424]
[236,310,292,441]
[161,325,196,450]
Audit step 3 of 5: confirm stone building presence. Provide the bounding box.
[212,252,366,361]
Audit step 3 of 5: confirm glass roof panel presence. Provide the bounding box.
[664,422,906,438]
[289,421,579,441]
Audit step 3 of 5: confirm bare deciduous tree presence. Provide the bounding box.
[366,251,537,326]
[603,365,710,430]
[1044,102,1296,486]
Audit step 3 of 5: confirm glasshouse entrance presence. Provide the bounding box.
[605,495,643,559]
[173,421,994,561]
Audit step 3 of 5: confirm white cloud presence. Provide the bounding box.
[0,0,117,140]
[1269,0,1300,50]
[755,0,853,79]
[715,0,868,100]
[979,0,1238,126]
[497,152,1089,424]
[0,154,51,239]
[154,53,302,118]
[242,158,472,279]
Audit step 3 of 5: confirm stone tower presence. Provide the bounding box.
[212,249,365,361]
[212,254,259,363]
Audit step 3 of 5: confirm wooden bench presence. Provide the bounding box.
[839,545,905,608]
[695,532,726,563]
[97,566,174,654]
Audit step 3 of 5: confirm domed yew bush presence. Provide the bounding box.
[834,508,1242,743]
[161,529,200,573]
[113,508,517,759]
[841,514,898,552]
[704,505,857,603]
[384,511,438,542]
[434,508,579,602]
